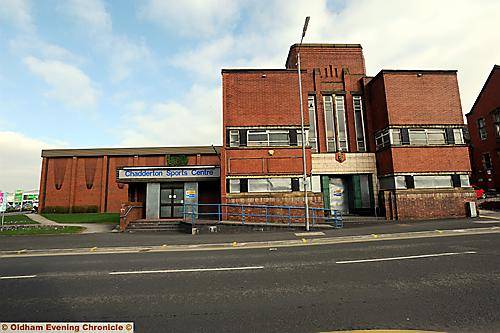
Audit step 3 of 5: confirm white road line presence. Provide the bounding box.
[109,266,264,275]
[336,251,477,264]
[0,275,37,280]
[295,232,325,236]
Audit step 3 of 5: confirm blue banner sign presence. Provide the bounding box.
[118,167,220,181]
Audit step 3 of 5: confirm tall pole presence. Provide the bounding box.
[297,17,310,231]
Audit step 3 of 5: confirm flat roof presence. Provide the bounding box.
[41,146,222,158]
[221,69,302,74]
[289,43,363,49]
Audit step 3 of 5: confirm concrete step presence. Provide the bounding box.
[126,220,189,233]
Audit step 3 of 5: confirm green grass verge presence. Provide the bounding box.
[42,213,120,224]
[1,214,38,225]
[0,225,85,236]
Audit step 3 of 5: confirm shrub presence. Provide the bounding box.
[43,206,70,214]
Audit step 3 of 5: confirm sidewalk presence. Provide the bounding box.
[0,214,498,251]
[26,214,115,234]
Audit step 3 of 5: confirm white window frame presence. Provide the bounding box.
[247,129,290,147]
[229,130,239,147]
[307,95,318,152]
[353,95,366,152]
[334,95,349,151]
[323,95,336,152]
[478,118,487,140]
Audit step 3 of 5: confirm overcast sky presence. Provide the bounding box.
[1,0,499,193]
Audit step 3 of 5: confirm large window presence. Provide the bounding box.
[375,130,391,149]
[353,96,366,151]
[248,178,292,193]
[413,175,453,189]
[323,95,336,152]
[247,129,289,147]
[453,128,464,144]
[335,95,348,151]
[307,96,318,152]
[409,128,446,145]
[409,129,427,145]
[478,118,487,140]
[483,153,492,170]
[493,110,500,138]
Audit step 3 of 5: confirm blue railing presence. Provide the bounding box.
[182,203,342,228]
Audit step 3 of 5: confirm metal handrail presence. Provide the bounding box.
[182,203,342,229]
[120,204,143,231]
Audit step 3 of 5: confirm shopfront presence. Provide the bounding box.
[117,166,221,220]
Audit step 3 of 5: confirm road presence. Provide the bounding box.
[1,233,499,332]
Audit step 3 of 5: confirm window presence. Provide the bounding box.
[493,110,500,138]
[478,118,487,140]
[323,95,336,152]
[353,96,366,151]
[375,129,390,150]
[460,175,470,187]
[483,153,492,170]
[413,175,453,189]
[379,176,407,190]
[307,96,318,152]
[409,129,427,145]
[228,179,240,193]
[426,129,446,145]
[229,130,239,147]
[335,95,348,151]
[453,128,464,144]
[248,178,292,193]
[391,129,401,145]
[247,129,290,147]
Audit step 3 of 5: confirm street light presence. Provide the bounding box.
[297,16,310,231]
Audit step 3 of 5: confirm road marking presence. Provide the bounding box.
[295,232,325,236]
[0,274,37,280]
[109,266,264,275]
[336,251,477,264]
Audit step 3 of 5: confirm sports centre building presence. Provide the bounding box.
[38,43,475,223]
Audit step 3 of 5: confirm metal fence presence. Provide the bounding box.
[183,203,342,228]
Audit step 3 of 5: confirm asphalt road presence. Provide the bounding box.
[1,233,499,332]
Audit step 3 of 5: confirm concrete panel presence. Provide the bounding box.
[146,183,160,219]
[312,153,377,174]
[184,182,198,218]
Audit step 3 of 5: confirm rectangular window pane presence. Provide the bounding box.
[248,179,269,192]
[483,153,492,169]
[268,178,292,192]
[308,96,318,152]
[391,129,401,145]
[353,96,366,152]
[335,95,348,151]
[459,175,470,187]
[323,95,336,152]
[414,175,453,188]
[427,129,446,145]
[409,129,427,145]
[229,130,239,147]
[247,130,268,146]
[478,118,487,140]
[229,179,240,193]
[453,129,464,144]
[268,131,289,146]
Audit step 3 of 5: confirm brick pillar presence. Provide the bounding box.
[68,156,78,212]
[38,157,48,212]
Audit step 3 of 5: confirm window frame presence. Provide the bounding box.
[247,129,290,147]
[353,95,366,152]
[307,95,318,152]
[478,118,487,140]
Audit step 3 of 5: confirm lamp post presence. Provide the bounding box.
[297,16,310,231]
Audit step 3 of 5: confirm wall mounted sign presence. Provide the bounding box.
[117,166,220,182]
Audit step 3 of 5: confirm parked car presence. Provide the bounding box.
[472,185,486,199]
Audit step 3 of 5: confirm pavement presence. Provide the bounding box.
[25,213,115,233]
[1,213,499,252]
[0,232,499,332]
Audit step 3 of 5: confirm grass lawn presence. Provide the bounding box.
[0,225,85,236]
[1,214,38,225]
[42,213,120,224]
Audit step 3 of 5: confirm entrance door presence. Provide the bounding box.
[160,184,184,218]
[329,177,349,214]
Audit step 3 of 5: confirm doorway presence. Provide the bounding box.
[160,183,184,218]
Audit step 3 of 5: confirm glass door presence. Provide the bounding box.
[160,184,184,218]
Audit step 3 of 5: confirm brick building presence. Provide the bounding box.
[466,65,500,191]
[39,43,475,222]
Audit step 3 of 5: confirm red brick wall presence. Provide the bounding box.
[222,70,311,127]
[466,66,500,190]
[378,147,471,175]
[225,148,310,175]
[383,72,464,125]
[40,153,221,213]
[383,188,476,220]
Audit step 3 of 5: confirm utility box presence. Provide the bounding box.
[466,202,478,218]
